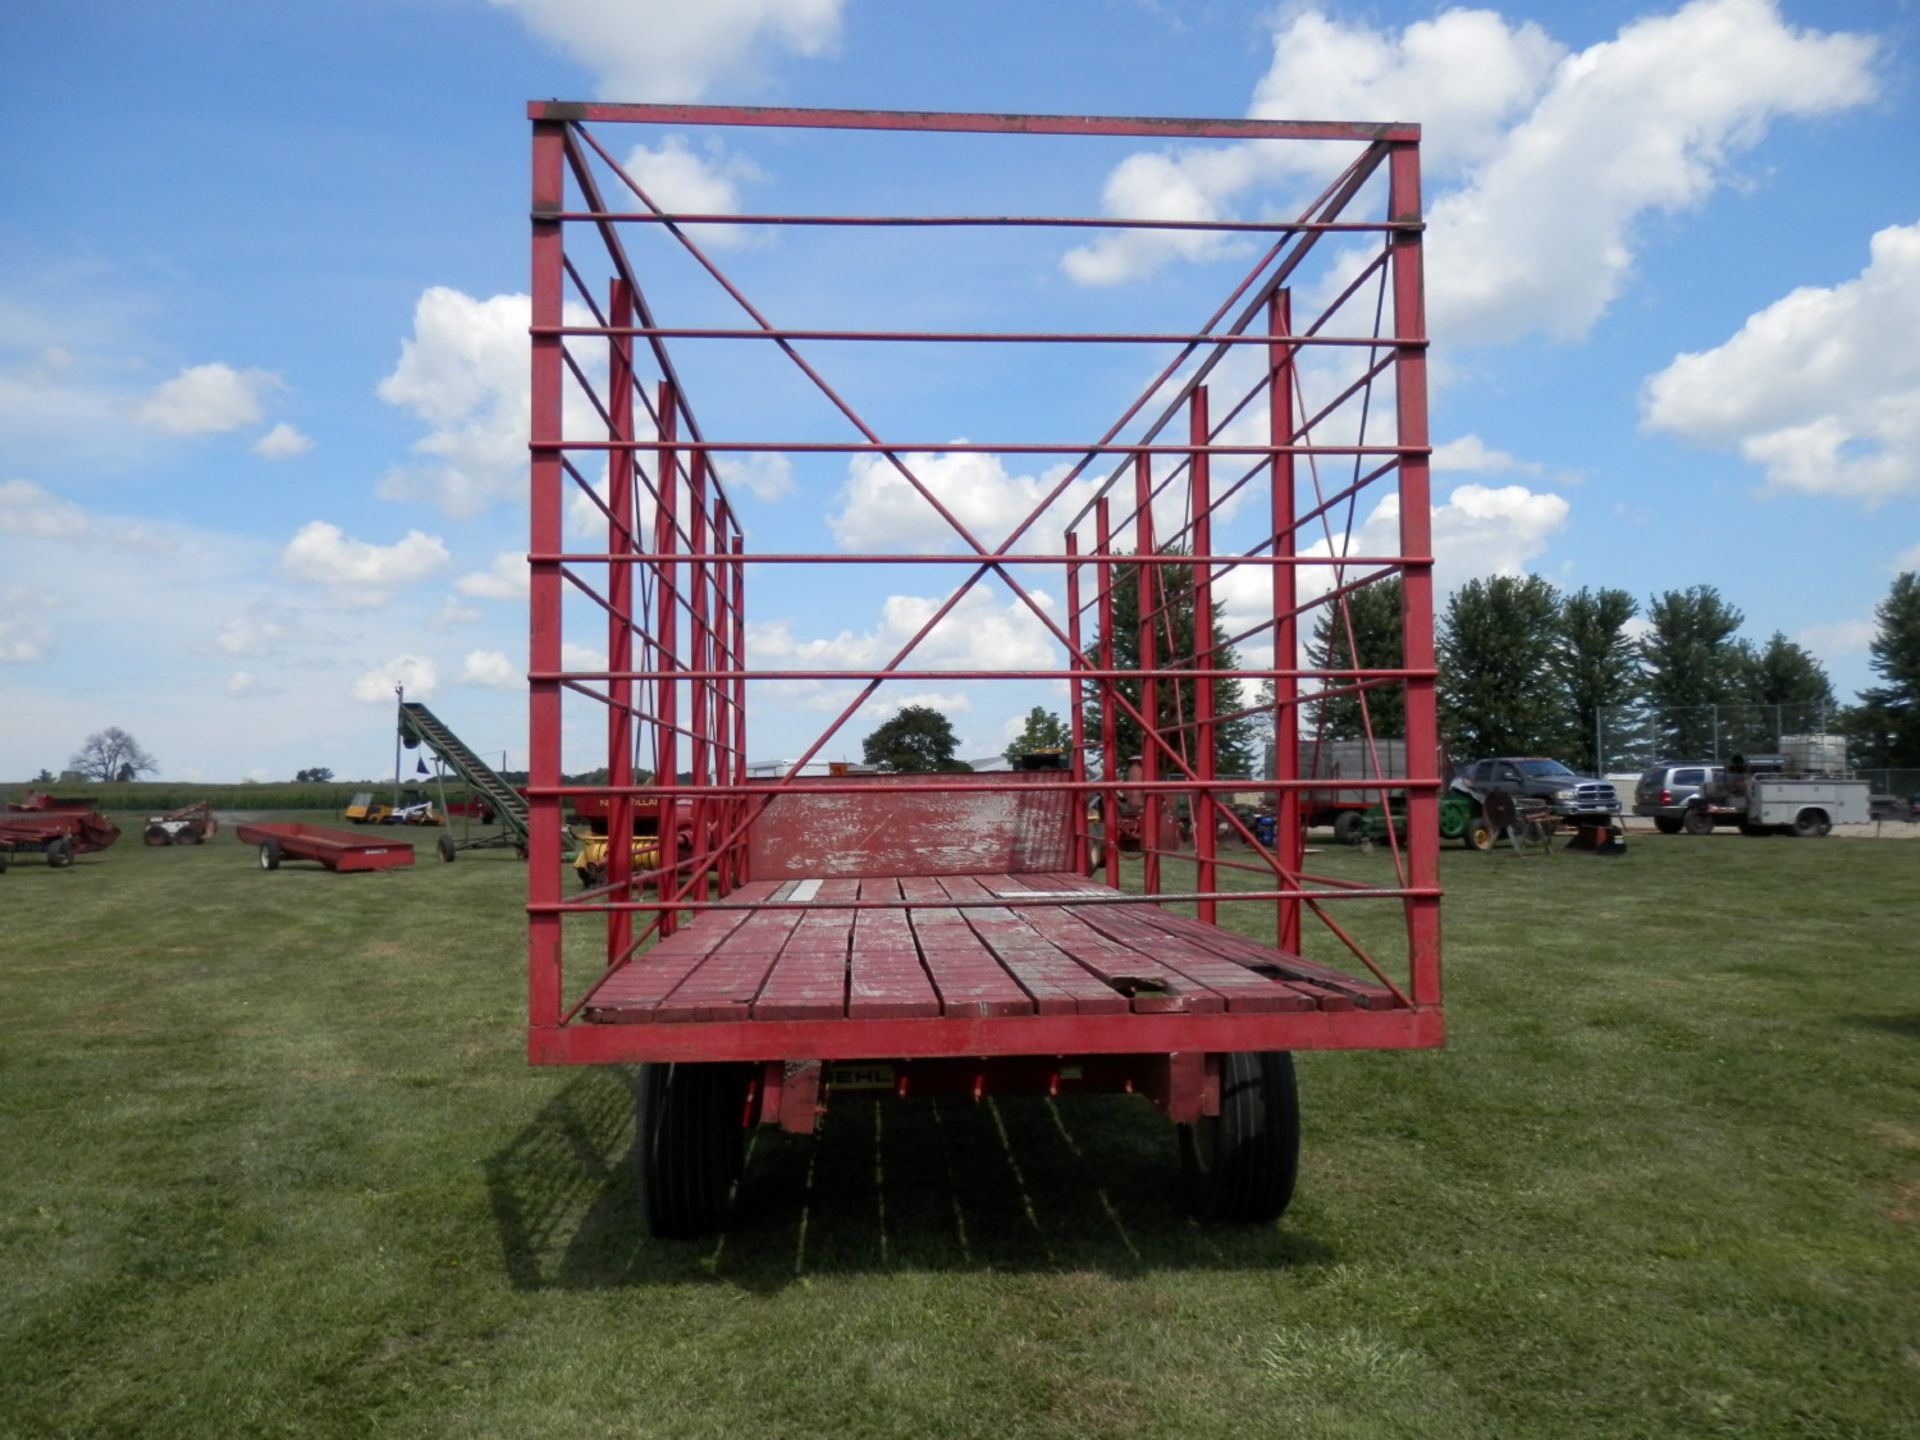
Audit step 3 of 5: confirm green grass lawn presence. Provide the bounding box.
[2,815,1915,1438]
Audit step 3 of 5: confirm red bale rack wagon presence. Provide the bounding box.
[234,822,416,874]
[525,103,1443,1236]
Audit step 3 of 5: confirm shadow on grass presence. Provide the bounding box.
[484,1067,1336,1292]
[1845,1013,1920,1041]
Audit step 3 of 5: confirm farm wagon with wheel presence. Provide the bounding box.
[523,103,1445,1235]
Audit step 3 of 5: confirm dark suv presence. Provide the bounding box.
[1451,757,1621,820]
[1633,762,1723,834]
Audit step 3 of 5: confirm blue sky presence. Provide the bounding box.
[2,0,1915,782]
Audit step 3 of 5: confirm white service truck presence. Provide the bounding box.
[1687,750,1869,838]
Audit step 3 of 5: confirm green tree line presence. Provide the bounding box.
[1073,559,1920,774]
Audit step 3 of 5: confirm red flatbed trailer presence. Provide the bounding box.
[234,822,415,873]
[525,104,1443,1235]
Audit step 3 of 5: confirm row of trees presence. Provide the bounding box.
[1299,570,1920,770]
[1436,579,1835,768]
[1003,561,1920,777]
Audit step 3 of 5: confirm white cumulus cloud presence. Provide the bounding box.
[0,480,174,552]
[615,137,764,248]
[1431,434,1543,476]
[1214,480,1571,650]
[716,452,793,503]
[376,288,604,520]
[351,654,437,704]
[1642,220,1920,504]
[492,0,843,102]
[830,449,1099,554]
[252,421,312,459]
[225,671,255,694]
[751,589,1059,671]
[0,479,92,540]
[1425,0,1877,344]
[455,551,530,601]
[0,610,51,664]
[1796,618,1875,660]
[1060,1,1877,348]
[459,649,520,689]
[216,611,286,656]
[138,362,279,435]
[282,520,451,605]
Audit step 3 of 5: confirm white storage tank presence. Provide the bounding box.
[1780,733,1848,776]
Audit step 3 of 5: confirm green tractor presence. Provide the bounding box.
[1361,792,1491,849]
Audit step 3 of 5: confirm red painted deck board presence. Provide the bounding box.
[1016,871,1395,1009]
[581,872,1400,1029]
[848,879,941,1019]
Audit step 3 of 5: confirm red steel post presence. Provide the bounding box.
[1389,141,1440,1006]
[729,531,747,884]
[606,279,636,966]
[528,119,567,1035]
[1133,451,1160,897]
[1096,499,1120,889]
[1190,385,1216,922]
[1065,530,1088,875]
[1270,291,1302,952]
[653,380,680,936]
[689,450,712,905]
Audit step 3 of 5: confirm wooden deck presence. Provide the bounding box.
[581,873,1396,1026]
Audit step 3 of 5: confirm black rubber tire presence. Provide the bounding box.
[1739,821,1772,838]
[638,1062,751,1238]
[0,848,10,874]
[1682,808,1714,837]
[187,831,205,845]
[1792,809,1830,839]
[259,840,281,871]
[437,833,456,863]
[1653,815,1683,835]
[1464,817,1494,852]
[45,838,73,869]
[578,862,604,890]
[1332,810,1367,846]
[1179,1051,1300,1223]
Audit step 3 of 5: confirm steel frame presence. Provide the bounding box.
[526,103,1440,1066]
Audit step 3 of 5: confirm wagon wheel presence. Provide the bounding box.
[45,837,74,869]
[1682,807,1714,837]
[259,839,282,871]
[1179,1051,1300,1223]
[1481,789,1519,842]
[637,1062,752,1238]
